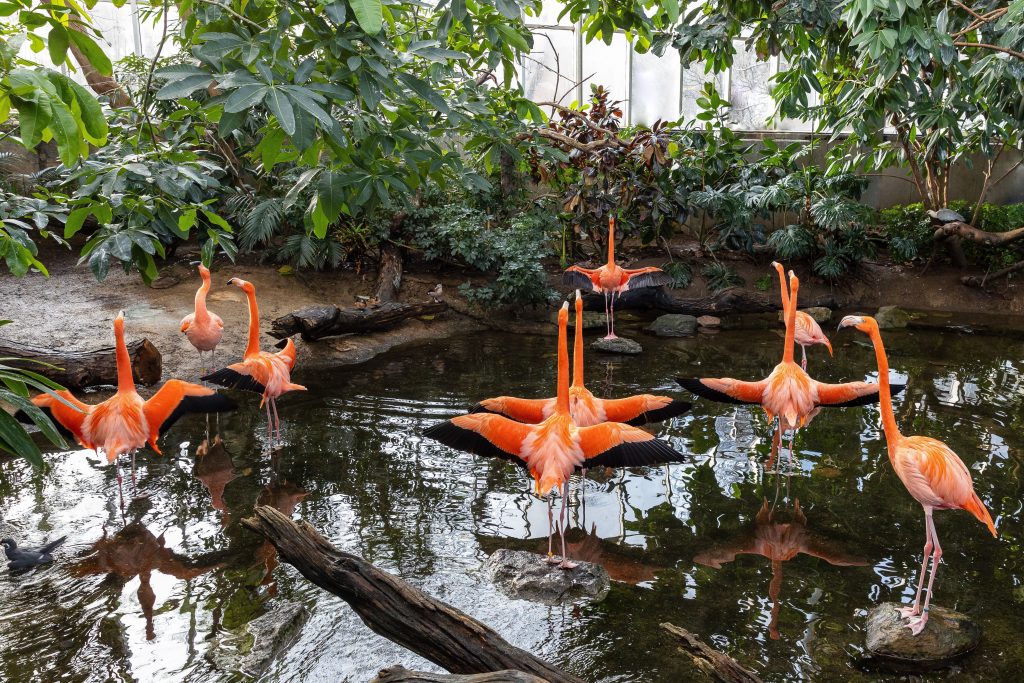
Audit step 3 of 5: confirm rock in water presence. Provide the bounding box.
[875,306,911,329]
[864,602,981,667]
[215,600,308,677]
[591,337,643,355]
[485,549,610,605]
[696,315,721,329]
[646,314,698,337]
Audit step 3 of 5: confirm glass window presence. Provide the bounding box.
[581,33,629,114]
[680,63,726,124]
[728,42,775,129]
[630,48,681,125]
[522,28,578,105]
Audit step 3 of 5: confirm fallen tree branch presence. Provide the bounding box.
[933,221,1024,248]
[660,623,763,683]
[370,666,549,683]
[960,260,1024,288]
[0,337,162,388]
[241,506,583,683]
[269,301,448,341]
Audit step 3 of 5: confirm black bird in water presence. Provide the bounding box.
[1,536,67,570]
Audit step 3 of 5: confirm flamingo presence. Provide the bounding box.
[22,312,235,471]
[563,216,672,339]
[678,271,902,467]
[201,278,306,442]
[471,290,691,426]
[772,262,831,371]
[180,263,224,375]
[424,301,685,568]
[838,314,996,635]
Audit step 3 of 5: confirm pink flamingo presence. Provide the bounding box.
[180,263,224,375]
[202,278,306,441]
[772,262,831,370]
[838,314,997,634]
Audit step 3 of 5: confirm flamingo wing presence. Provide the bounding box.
[600,395,692,426]
[423,413,534,468]
[276,338,298,371]
[20,391,90,441]
[621,267,673,291]
[143,380,237,439]
[563,267,601,292]
[677,377,767,405]
[201,363,268,394]
[469,396,551,424]
[578,422,685,468]
[813,381,907,407]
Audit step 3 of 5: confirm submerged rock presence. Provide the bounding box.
[591,337,643,354]
[864,602,981,668]
[209,599,309,677]
[646,314,697,337]
[485,548,610,605]
[875,306,911,329]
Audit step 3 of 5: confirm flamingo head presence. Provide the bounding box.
[227,277,254,293]
[575,288,583,311]
[113,310,126,335]
[180,319,191,333]
[838,315,876,334]
[195,262,211,280]
[559,300,569,324]
[771,261,784,276]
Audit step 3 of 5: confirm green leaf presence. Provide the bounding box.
[349,0,383,34]
[65,78,107,143]
[68,29,112,77]
[155,74,214,100]
[48,24,69,65]
[48,100,81,166]
[266,87,296,135]
[178,208,197,231]
[223,84,268,112]
[201,210,231,231]
[0,408,44,469]
[14,99,50,150]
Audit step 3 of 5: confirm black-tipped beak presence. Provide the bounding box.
[190,260,201,266]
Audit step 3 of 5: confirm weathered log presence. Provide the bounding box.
[660,622,762,683]
[581,287,836,316]
[370,665,549,683]
[376,241,405,303]
[241,506,583,683]
[933,221,1024,249]
[269,301,448,341]
[960,260,1024,288]
[0,337,162,388]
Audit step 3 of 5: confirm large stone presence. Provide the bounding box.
[645,314,698,337]
[550,309,606,330]
[696,315,721,328]
[209,600,309,678]
[591,336,643,354]
[875,305,911,329]
[776,306,832,324]
[485,549,610,605]
[864,602,981,667]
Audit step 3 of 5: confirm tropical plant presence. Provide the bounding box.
[702,261,743,291]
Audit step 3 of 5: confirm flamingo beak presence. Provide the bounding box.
[227,278,237,286]
[116,310,125,320]
[837,315,864,331]
[190,260,201,266]
[824,337,833,356]
[575,289,581,301]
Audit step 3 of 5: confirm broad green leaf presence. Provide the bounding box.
[0,408,44,469]
[155,74,214,100]
[48,24,69,65]
[68,29,112,77]
[266,87,296,135]
[350,0,383,34]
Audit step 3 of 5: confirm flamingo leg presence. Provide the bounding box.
[788,430,795,471]
[800,345,808,371]
[900,507,934,620]
[546,496,558,564]
[603,291,611,338]
[906,510,941,635]
[271,399,281,440]
[767,426,781,471]
[607,291,618,340]
[265,401,273,445]
[558,482,577,569]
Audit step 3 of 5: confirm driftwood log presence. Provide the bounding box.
[581,287,835,316]
[376,241,405,303]
[370,666,549,683]
[660,623,762,683]
[269,302,448,341]
[241,506,583,683]
[0,337,162,388]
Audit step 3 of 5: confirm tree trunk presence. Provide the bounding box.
[660,623,762,683]
[583,287,835,316]
[370,666,549,683]
[0,338,162,389]
[376,242,404,303]
[241,506,583,683]
[68,16,132,108]
[269,302,448,341]
[933,221,1024,248]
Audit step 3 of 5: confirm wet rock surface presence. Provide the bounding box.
[645,314,697,337]
[696,315,721,329]
[875,305,911,329]
[864,602,981,667]
[591,336,643,354]
[209,599,309,677]
[485,549,610,605]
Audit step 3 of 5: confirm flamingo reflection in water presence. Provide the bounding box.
[695,485,866,640]
[193,436,238,527]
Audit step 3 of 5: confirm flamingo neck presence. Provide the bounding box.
[782,283,797,364]
[243,288,261,357]
[774,265,790,319]
[194,274,211,323]
[572,301,584,388]
[606,218,616,267]
[866,323,901,451]
[114,322,135,394]
[556,313,570,415]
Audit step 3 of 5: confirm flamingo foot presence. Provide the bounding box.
[904,612,928,635]
[602,333,619,340]
[557,559,578,570]
[545,553,561,566]
[898,605,920,619]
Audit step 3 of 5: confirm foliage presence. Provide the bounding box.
[878,203,932,262]
[0,322,71,469]
[701,261,743,291]
[661,260,692,289]
[754,273,772,291]
[0,190,67,275]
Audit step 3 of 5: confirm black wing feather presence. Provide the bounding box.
[624,399,693,427]
[676,378,761,405]
[467,403,496,415]
[625,271,673,290]
[160,393,238,435]
[819,382,907,408]
[585,437,686,469]
[422,421,527,469]
[37,536,67,555]
[562,270,597,291]
[201,367,267,395]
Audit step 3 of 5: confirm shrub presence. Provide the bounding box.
[702,262,743,291]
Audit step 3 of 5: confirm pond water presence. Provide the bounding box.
[1,319,1022,682]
